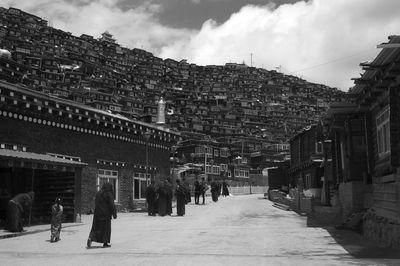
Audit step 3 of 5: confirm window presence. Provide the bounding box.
[133,172,150,199]
[214,149,219,157]
[220,164,227,171]
[97,169,118,201]
[206,164,212,174]
[212,165,220,175]
[315,142,323,154]
[305,173,312,189]
[234,169,249,178]
[376,107,390,157]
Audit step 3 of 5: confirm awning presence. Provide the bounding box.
[0,149,87,171]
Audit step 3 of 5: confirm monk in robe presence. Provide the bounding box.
[157,181,168,216]
[210,180,219,202]
[5,191,35,232]
[175,179,186,216]
[145,181,157,216]
[182,177,191,204]
[87,183,117,248]
[165,179,173,216]
[222,180,230,196]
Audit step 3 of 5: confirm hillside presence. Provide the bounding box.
[0,6,347,144]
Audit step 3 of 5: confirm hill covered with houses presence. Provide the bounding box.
[0,6,347,148]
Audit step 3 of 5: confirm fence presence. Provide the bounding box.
[226,186,268,196]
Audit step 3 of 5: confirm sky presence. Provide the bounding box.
[3,0,400,91]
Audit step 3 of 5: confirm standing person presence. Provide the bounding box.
[182,177,191,204]
[210,179,219,202]
[200,177,208,205]
[156,181,168,216]
[222,180,230,196]
[5,191,35,232]
[175,179,186,216]
[87,183,117,248]
[165,178,173,216]
[194,178,201,205]
[145,181,157,216]
[50,197,63,242]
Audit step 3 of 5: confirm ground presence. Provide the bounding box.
[0,194,399,266]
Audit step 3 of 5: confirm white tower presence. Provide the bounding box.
[156,97,166,125]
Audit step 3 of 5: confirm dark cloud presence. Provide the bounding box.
[118,0,302,29]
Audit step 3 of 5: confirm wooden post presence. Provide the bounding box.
[74,167,82,222]
[28,168,34,227]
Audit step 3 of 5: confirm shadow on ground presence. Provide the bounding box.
[307,216,400,259]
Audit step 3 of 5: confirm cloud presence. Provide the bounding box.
[159,0,400,91]
[3,0,400,91]
[3,0,194,54]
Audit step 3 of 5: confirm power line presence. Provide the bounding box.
[290,48,376,74]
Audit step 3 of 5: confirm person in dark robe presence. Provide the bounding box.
[50,197,63,242]
[210,179,219,202]
[145,181,157,216]
[200,177,208,205]
[194,178,201,205]
[217,181,222,196]
[87,183,117,248]
[156,181,168,216]
[222,180,230,196]
[182,177,191,204]
[175,179,186,216]
[165,178,173,216]
[5,191,35,232]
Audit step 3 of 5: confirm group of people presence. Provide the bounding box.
[4,177,231,249]
[5,191,63,244]
[145,178,191,217]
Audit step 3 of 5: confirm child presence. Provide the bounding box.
[50,197,63,242]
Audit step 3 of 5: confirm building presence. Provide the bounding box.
[0,80,179,226]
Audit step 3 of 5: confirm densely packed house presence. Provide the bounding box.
[288,35,400,248]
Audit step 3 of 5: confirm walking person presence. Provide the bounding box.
[165,178,173,216]
[200,177,208,205]
[175,179,186,216]
[5,191,35,232]
[87,183,117,248]
[194,178,201,205]
[210,179,219,202]
[50,197,63,242]
[145,181,157,216]
[222,180,230,196]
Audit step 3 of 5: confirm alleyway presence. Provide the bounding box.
[0,195,399,266]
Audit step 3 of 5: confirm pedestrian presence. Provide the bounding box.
[194,178,201,205]
[175,179,186,216]
[200,177,208,205]
[50,197,63,242]
[145,181,157,216]
[222,180,230,196]
[5,191,35,232]
[210,179,219,202]
[157,180,168,216]
[87,183,117,248]
[182,177,191,204]
[165,178,173,216]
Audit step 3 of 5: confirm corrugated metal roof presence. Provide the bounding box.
[0,149,87,166]
[351,35,400,95]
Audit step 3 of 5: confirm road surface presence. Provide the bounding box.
[0,194,399,266]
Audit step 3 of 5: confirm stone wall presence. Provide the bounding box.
[363,210,400,248]
[338,181,372,221]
